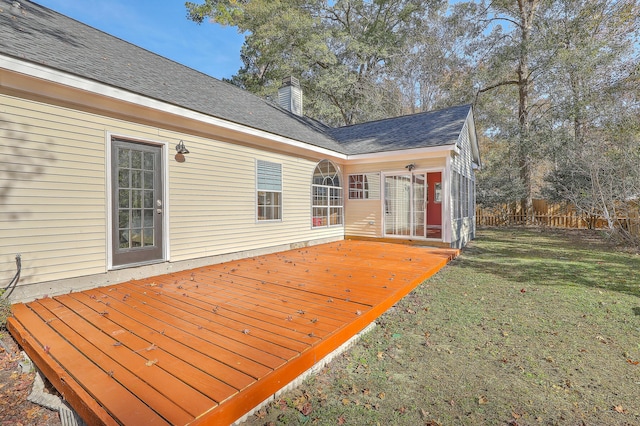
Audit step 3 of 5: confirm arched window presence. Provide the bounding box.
[311,160,343,227]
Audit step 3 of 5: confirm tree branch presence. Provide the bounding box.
[475,80,520,103]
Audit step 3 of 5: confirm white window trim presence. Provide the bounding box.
[105,132,169,270]
[256,159,283,222]
[380,167,444,241]
[348,173,370,200]
[311,160,344,228]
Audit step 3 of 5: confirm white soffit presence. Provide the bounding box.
[345,144,458,164]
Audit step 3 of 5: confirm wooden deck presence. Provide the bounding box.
[7,240,457,425]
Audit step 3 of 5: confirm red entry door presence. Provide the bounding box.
[426,172,442,238]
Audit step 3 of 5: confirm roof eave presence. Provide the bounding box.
[466,106,482,169]
[0,54,348,161]
[345,144,458,164]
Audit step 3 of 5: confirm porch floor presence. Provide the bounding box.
[8,240,457,425]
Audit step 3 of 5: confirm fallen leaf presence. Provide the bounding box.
[299,402,313,416]
[378,392,386,400]
[337,415,346,425]
[145,359,158,367]
[478,395,488,405]
[613,405,627,414]
[406,308,415,314]
[278,399,288,411]
[25,406,40,419]
[342,398,351,406]
[627,359,639,365]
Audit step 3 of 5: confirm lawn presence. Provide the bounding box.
[245,227,640,426]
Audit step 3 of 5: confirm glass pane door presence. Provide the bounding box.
[112,140,164,266]
[384,173,428,238]
[384,175,411,236]
[412,174,426,237]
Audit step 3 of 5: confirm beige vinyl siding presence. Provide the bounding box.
[165,131,342,260]
[344,200,381,237]
[1,93,343,291]
[343,158,447,238]
[1,94,108,285]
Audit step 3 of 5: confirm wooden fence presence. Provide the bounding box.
[476,199,640,237]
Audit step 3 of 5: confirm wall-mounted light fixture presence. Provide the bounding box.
[405,163,415,171]
[175,140,190,162]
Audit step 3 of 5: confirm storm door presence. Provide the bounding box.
[111,140,164,267]
[384,173,427,238]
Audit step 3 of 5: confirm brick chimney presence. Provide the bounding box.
[278,76,303,116]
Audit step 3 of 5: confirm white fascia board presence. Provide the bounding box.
[0,54,347,160]
[345,144,458,164]
[466,109,482,169]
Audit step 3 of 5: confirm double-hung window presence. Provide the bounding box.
[257,160,282,221]
[348,174,369,199]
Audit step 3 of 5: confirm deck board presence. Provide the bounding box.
[58,293,240,403]
[8,240,457,425]
[31,299,200,424]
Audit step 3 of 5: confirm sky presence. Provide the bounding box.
[36,0,245,80]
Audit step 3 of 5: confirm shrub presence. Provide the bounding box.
[0,291,11,330]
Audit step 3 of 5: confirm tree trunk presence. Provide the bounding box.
[516,0,539,224]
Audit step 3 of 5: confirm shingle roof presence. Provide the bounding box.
[0,0,471,156]
[329,105,471,155]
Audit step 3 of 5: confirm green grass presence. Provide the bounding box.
[245,228,640,426]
